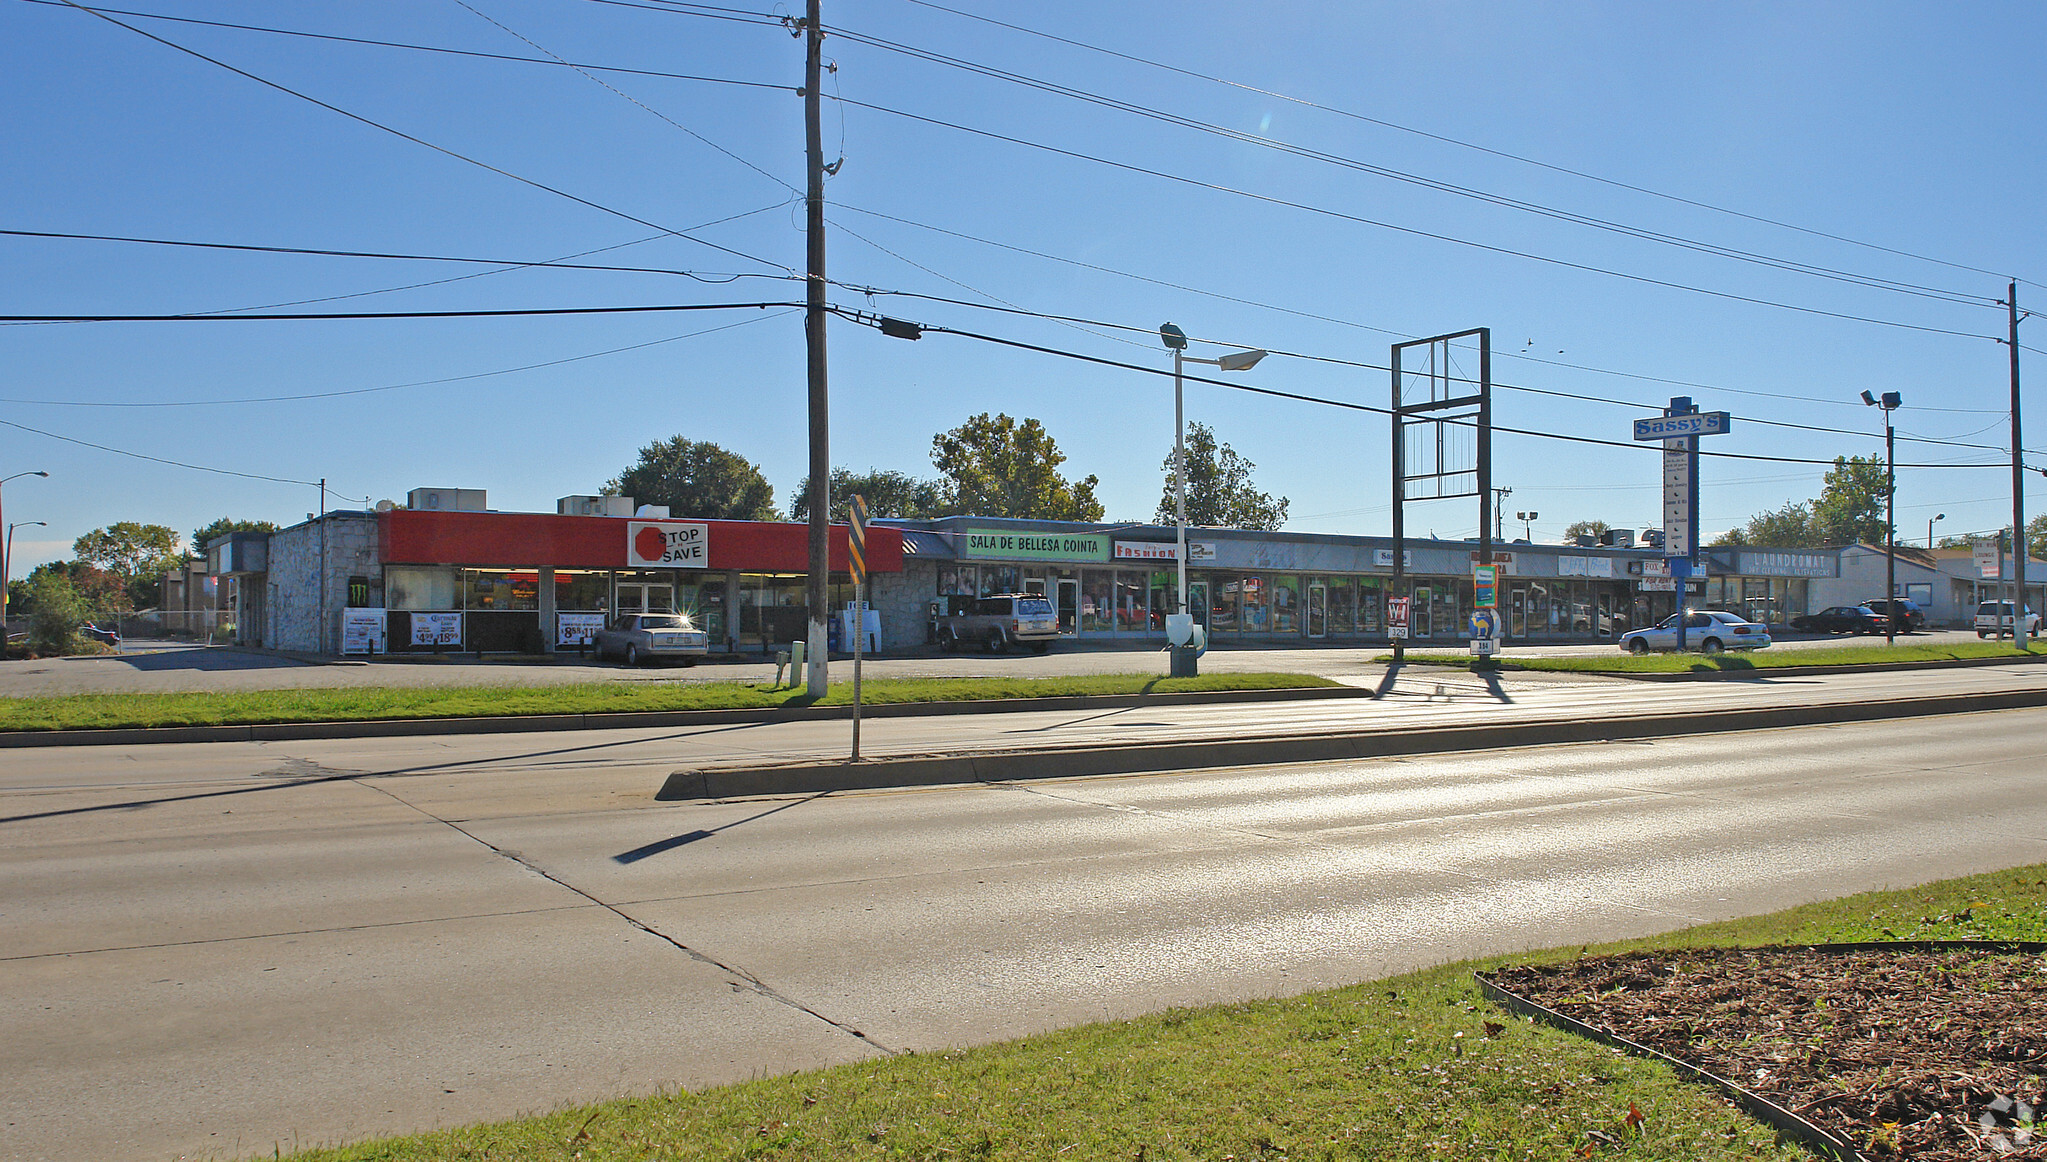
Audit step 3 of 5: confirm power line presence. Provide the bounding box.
[894,0,2029,291]
[825,23,1996,310]
[0,302,803,322]
[826,93,1998,342]
[49,0,796,275]
[0,311,796,407]
[0,416,325,487]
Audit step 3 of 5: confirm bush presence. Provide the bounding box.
[27,573,89,655]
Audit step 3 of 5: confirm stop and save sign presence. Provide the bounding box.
[626,521,709,567]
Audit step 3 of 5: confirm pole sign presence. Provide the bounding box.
[1469,608,1499,656]
[847,494,869,585]
[1387,596,1411,640]
[1662,437,1695,559]
[1632,412,1732,441]
[1473,564,1498,609]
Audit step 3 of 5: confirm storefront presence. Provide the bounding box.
[1698,548,1834,627]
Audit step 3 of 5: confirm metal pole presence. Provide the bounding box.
[1174,346,1187,619]
[1390,344,1405,664]
[2012,283,2028,643]
[802,0,831,695]
[318,477,328,656]
[1884,416,1896,645]
[851,574,862,761]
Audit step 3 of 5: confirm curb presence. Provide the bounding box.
[654,685,2047,800]
[1400,652,2047,682]
[0,684,1366,749]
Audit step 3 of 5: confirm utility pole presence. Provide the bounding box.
[801,0,830,695]
[2011,283,2029,643]
[1491,486,1512,542]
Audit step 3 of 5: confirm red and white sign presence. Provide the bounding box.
[1387,596,1411,639]
[627,521,709,568]
[1114,540,1178,561]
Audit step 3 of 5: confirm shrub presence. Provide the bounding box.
[27,573,88,655]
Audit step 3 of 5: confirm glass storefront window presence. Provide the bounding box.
[938,565,977,599]
[1526,582,1551,635]
[1240,575,1270,632]
[462,569,539,611]
[1327,578,1355,635]
[983,565,1021,596]
[1270,575,1299,634]
[1209,576,1241,632]
[1358,578,1383,634]
[387,566,457,611]
[555,570,610,611]
[1081,570,1114,632]
[1148,570,1175,628]
[1116,570,1148,631]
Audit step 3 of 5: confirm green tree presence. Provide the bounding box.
[191,517,279,550]
[26,571,89,655]
[28,560,133,613]
[788,468,946,522]
[1811,455,1889,546]
[930,413,1103,521]
[1562,519,1611,542]
[1712,501,1820,548]
[72,522,183,608]
[606,437,778,521]
[1154,422,1289,530]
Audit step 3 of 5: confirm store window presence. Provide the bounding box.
[1240,575,1270,632]
[1209,576,1241,632]
[462,569,539,611]
[555,570,610,611]
[1326,578,1355,635]
[1357,577,1384,634]
[1115,570,1148,631]
[1081,570,1114,632]
[1526,582,1551,635]
[387,566,457,611]
[938,565,977,599]
[983,565,1022,596]
[1270,575,1299,634]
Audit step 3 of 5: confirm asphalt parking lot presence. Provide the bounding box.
[0,627,1992,698]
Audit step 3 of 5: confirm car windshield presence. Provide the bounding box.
[638,615,695,630]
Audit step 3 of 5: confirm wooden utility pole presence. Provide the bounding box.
[802,0,830,694]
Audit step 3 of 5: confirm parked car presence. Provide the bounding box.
[1975,601,2042,638]
[79,623,122,647]
[1617,610,1772,655]
[1788,606,1891,635]
[936,593,1059,654]
[1858,598,1925,633]
[593,612,708,666]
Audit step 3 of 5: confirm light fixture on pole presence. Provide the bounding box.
[1515,510,1538,541]
[1929,512,1945,549]
[1861,390,1902,644]
[0,470,51,628]
[1159,322,1267,678]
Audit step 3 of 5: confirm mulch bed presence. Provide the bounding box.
[1483,946,2045,1160]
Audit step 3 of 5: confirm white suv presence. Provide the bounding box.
[1974,601,2041,637]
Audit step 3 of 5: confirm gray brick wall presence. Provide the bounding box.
[263,513,380,654]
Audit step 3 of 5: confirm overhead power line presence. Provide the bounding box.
[894,0,2028,291]
[0,415,325,487]
[0,302,803,323]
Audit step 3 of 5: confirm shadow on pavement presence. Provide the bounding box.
[108,646,310,673]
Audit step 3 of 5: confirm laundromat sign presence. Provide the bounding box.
[960,528,1110,562]
[626,521,709,567]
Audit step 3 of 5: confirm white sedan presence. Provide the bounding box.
[1618,610,1772,655]
[593,613,709,666]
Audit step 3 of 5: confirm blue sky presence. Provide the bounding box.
[3,0,2043,576]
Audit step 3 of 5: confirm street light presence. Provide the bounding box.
[1160,322,1267,678]
[1862,391,1902,644]
[0,470,50,628]
[1515,510,1539,541]
[1929,512,1945,549]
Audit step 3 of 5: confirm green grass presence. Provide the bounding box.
[0,672,1340,733]
[286,864,2047,1161]
[1387,639,2047,674]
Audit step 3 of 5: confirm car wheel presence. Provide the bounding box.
[626,644,640,666]
[937,629,955,652]
[1979,631,1988,639]
[680,657,697,667]
[1031,642,1050,655]
[1700,638,1724,654]
[1627,638,1650,655]
[986,629,1006,654]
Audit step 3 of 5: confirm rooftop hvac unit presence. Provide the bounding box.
[557,494,635,517]
[407,487,488,512]
[1598,528,1636,548]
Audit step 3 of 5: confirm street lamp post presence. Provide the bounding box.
[1862,391,1902,644]
[1929,513,1945,549]
[1515,510,1539,541]
[1,470,51,628]
[1159,323,1266,678]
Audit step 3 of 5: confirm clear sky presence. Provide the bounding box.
[4,0,2043,577]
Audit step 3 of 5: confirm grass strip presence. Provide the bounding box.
[288,864,2047,1161]
[1386,640,2047,673]
[0,672,1339,733]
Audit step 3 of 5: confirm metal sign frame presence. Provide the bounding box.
[1391,328,1492,660]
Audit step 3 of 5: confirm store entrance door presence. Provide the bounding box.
[1307,584,1327,638]
[1056,578,1079,635]
[1509,586,1526,638]
[1413,585,1435,638]
[617,581,675,614]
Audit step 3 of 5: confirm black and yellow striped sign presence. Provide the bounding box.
[848,494,869,584]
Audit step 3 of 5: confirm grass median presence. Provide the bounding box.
[1388,639,2047,674]
[0,672,1340,733]
[288,864,2047,1161]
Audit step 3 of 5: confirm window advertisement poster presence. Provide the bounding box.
[1387,595,1411,639]
[409,611,462,647]
[341,608,387,655]
[626,521,710,568]
[557,612,605,648]
[1473,564,1498,609]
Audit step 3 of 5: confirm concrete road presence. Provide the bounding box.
[5,698,2047,1160]
[0,629,1996,696]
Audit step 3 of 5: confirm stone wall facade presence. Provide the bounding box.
[261,513,379,654]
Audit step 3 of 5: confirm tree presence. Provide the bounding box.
[788,468,946,522]
[929,413,1104,521]
[1711,501,1820,548]
[606,437,778,521]
[191,517,279,550]
[26,571,89,655]
[1811,455,1889,546]
[1562,519,1611,542]
[72,522,183,608]
[1154,422,1289,530]
[28,560,133,613]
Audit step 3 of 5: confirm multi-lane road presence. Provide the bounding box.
[5,665,2047,1160]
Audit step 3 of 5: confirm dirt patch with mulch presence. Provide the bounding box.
[1483,946,2045,1160]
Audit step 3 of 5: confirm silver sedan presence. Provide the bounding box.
[1618,610,1772,655]
[593,613,709,666]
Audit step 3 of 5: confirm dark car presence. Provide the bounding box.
[1859,598,1925,633]
[1788,606,1890,634]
